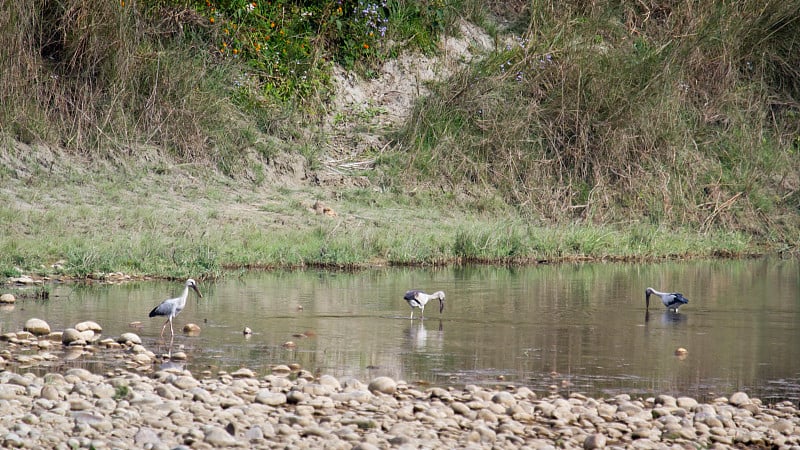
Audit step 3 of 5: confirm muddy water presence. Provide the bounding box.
[2,257,798,402]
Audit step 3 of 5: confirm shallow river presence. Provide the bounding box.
[2,257,799,403]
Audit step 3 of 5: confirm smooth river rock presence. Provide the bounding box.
[23,318,51,335]
[117,332,142,345]
[61,328,83,345]
[367,376,397,395]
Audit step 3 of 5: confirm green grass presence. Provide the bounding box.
[0,163,762,280]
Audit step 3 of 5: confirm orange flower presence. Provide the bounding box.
[120,0,125,6]
[209,16,215,24]
[233,48,239,54]
[270,22,275,28]
[363,43,369,49]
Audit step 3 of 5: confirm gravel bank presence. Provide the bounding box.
[1,366,799,449]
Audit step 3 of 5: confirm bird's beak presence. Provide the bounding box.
[645,292,650,309]
[193,285,203,298]
[439,298,445,314]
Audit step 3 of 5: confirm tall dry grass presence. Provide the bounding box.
[0,0,257,169]
[392,0,800,240]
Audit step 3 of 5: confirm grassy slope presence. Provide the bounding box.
[0,1,798,280]
[0,142,760,280]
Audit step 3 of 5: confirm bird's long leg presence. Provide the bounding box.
[410,309,414,320]
[160,320,169,338]
[169,318,175,337]
[420,305,425,319]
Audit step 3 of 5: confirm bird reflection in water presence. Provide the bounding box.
[404,320,444,350]
[645,309,687,325]
[152,333,177,360]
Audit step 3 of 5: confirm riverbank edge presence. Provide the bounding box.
[1,250,779,287]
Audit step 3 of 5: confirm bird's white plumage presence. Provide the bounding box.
[149,279,203,337]
[403,290,445,319]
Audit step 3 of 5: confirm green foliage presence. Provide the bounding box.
[159,0,400,100]
[114,385,131,400]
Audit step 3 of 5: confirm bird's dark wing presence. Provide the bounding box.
[404,290,422,301]
[666,293,689,307]
[149,301,172,317]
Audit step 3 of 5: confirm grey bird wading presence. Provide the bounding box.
[149,279,203,337]
[645,287,689,312]
[403,290,445,319]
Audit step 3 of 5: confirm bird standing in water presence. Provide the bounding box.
[645,287,689,312]
[149,279,203,337]
[403,290,445,319]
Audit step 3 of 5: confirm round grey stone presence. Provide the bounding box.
[584,433,607,449]
[61,328,83,345]
[117,333,142,345]
[491,391,516,407]
[729,392,751,406]
[204,426,239,446]
[255,391,287,406]
[24,318,51,336]
[75,321,102,332]
[367,376,397,395]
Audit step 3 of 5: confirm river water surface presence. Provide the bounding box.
[2,258,798,403]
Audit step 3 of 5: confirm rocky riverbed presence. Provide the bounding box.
[1,364,799,449]
[1,316,799,448]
